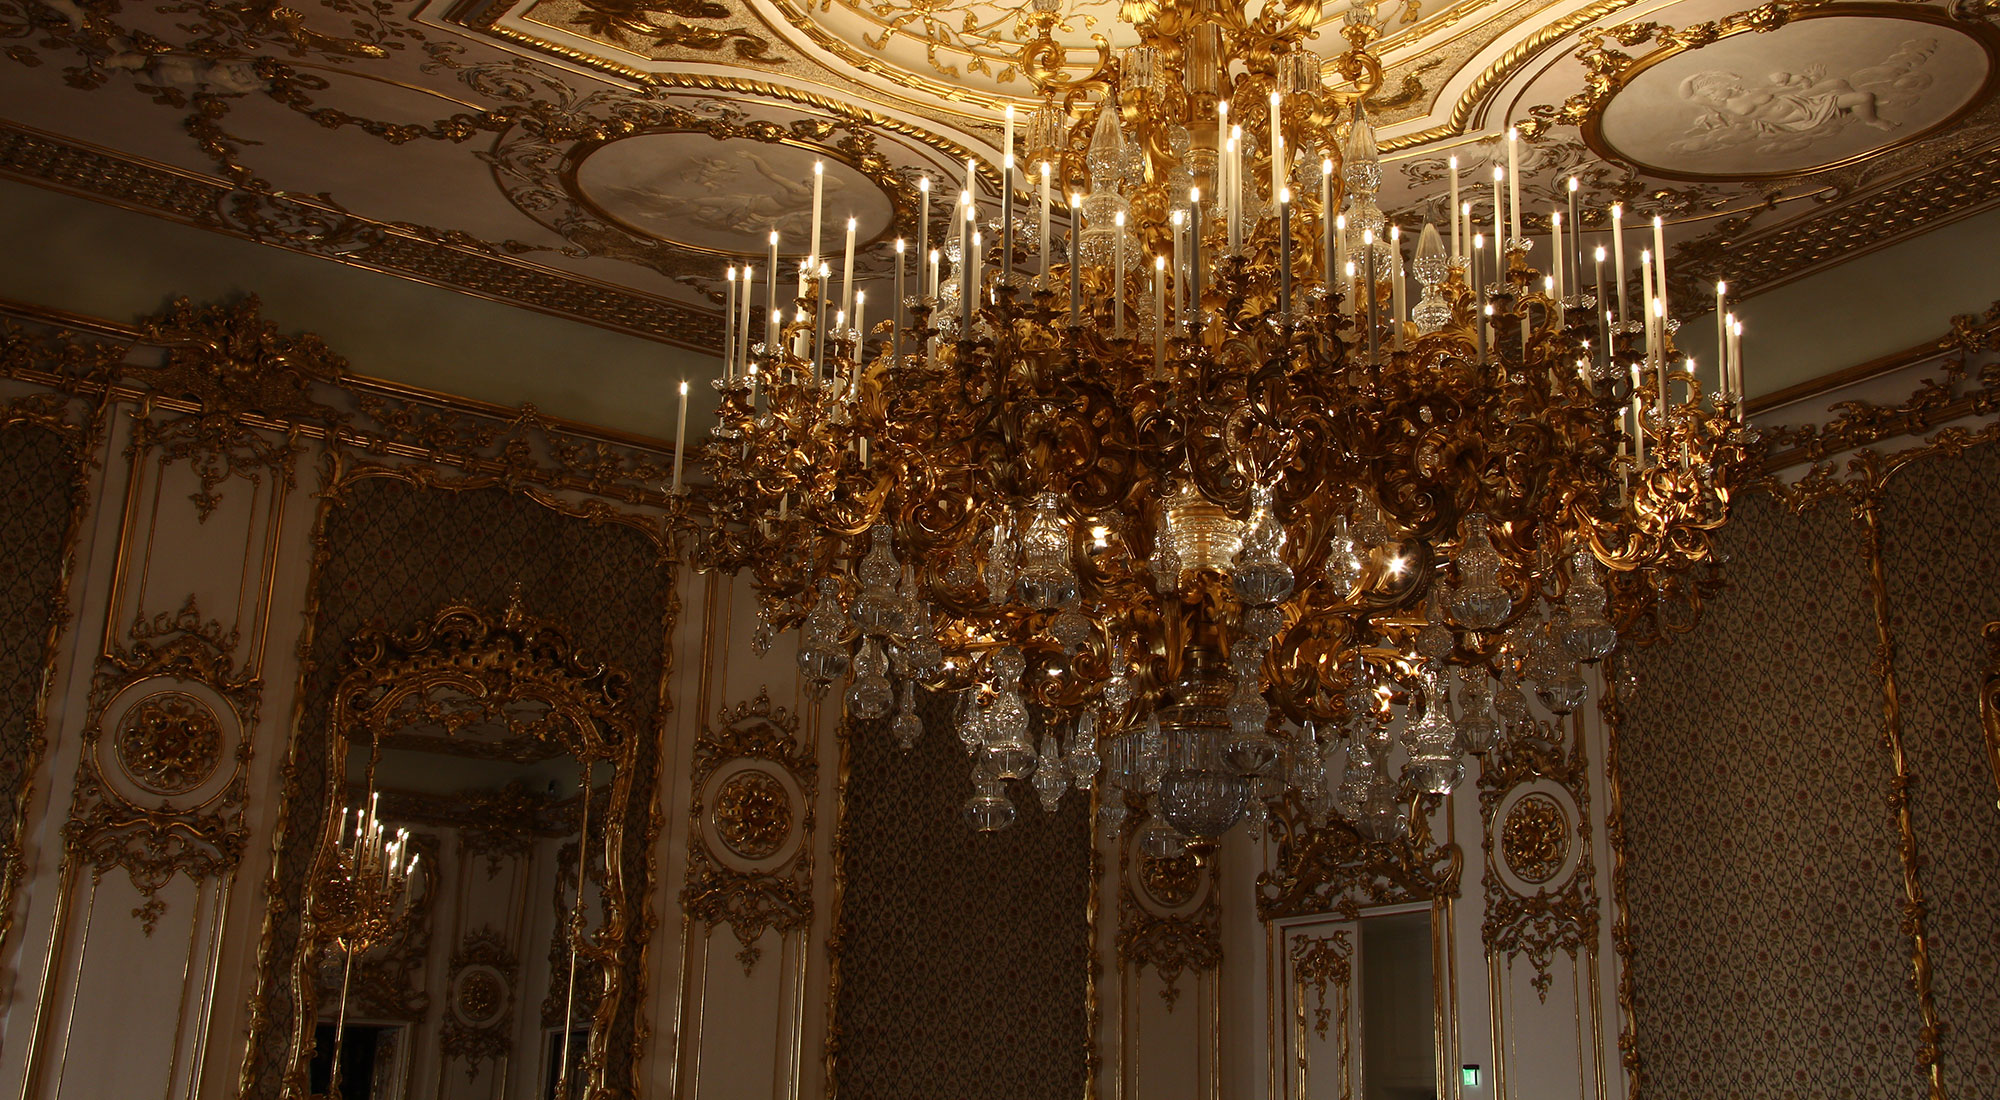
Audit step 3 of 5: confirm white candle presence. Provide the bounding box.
[1611,203,1628,328]
[1153,254,1165,372]
[1506,128,1522,243]
[1320,158,1334,285]
[1003,104,1015,172]
[1551,211,1564,302]
[738,263,754,376]
[1269,91,1283,206]
[840,216,857,322]
[1334,213,1349,317]
[672,379,689,492]
[854,290,866,355]
[1448,154,1461,259]
[1730,319,1744,410]
[1715,281,1728,398]
[918,176,931,296]
[723,266,738,380]
[1461,201,1472,269]
[1640,249,1655,360]
[1039,161,1052,287]
[929,248,940,299]
[1389,225,1405,351]
[1652,215,1669,322]
[1491,167,1505,270]
[1114,209,1127,338]
[1226,133,1240,251]
[765,231,779,354]
[809,161,825,269]
[1216,100,1229,194]
[1653,301,1668,416]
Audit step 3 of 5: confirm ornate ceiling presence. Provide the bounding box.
[0,0,1995,377]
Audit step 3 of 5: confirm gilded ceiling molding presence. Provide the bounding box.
[0,125,727,352]
[1477,718,1598,1003]
[0,296,690,513]
[680,689,818,974]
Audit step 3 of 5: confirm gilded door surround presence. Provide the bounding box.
[1603,299,2000,1100]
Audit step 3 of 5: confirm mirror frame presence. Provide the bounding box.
[281,593,639,1098]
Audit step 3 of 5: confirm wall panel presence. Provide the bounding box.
[1879,441,2000,1092]
[1623,491,1917,1097]
[244,471,672,1099]
[832,689,1091,1100]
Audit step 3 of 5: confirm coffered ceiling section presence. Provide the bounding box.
[0,0,1994,356]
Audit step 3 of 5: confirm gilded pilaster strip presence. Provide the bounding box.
[1858,501,1946,1100]
[1595,665,1641,1100]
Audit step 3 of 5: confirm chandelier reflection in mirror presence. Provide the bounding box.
[689,0,1755,855]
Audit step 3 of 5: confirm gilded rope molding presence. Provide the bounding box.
[1595,667,1642,1100]
[1982,623,2000,812]
[1857,501,1945,1100]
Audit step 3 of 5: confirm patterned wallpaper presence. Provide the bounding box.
[245,472,672,1099]
[0,423,80,931]
[833,687,1092,1100]
[1623,490,1921,1097]
[1879,442,2000,1092]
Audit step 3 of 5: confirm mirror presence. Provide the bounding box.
[285,595,638,1100]
[1280,904,1446,1100]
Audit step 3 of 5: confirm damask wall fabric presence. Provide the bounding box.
[1624,491,1920,1098]
[245,473,671,1099]
[834,688,1092,1100]
[0,424,79,925]
[1879,442,2000,1091]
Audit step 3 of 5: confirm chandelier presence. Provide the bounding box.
[687,0,1755,854]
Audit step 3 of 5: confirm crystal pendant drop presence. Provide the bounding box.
[1016,492,1078,608]
[1410,223,1454,333]
[1449,513,1514,629]
[963,756,1017,832]
[1232,483,1295,605]
[1558,548,1619,661]
[852,523,903,633]
[1137,813,1187,859]
[984,517,1018,608]
[1323,515,1364,593]
[797,577,850,687]
[1333,740,1373,821]
[1354,771,1409,842]
[1033,736,1069,811]
[982,648,1037,780]
[846,637,894,720]
[1068,711,1101,789]
[892,680,923,751]
[1453,670,1503,754]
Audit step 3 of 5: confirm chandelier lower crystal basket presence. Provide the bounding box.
[688,0,1756,851]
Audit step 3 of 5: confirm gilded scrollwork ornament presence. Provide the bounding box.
[681,689,816,973]
[1478,719,1596,1002]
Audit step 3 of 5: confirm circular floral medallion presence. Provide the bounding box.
[456,969,506,1025]
[1502,792,1570,885]
[114,691,222,796]
[1140,852,1202,909]
[713,769,792,859]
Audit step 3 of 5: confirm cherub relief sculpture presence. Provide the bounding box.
[1670,37,1941,157]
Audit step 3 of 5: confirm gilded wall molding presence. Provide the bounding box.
[440,925,520,1078]
[1595,661,1643,1098]
[1116,811,1221,1011]
[680,688,818,973]
[1256,793,1462,921]
[62,595,257,930]
[1477,718,1598,1003]
[1609,309,2000,1098]
[1983,622,2000,811]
